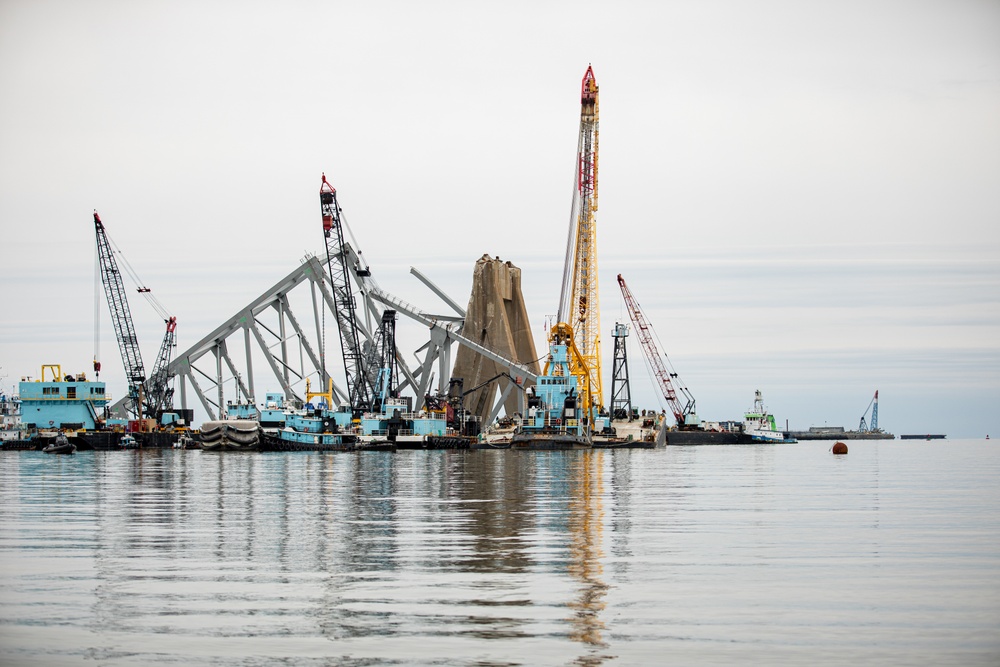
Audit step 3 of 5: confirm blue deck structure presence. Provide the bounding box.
[19,364,109,431]
[511,342,591,449]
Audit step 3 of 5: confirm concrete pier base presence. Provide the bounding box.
[451,255,540,424]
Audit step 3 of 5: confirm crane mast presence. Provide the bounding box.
[319,173,371,415]
[94,211,146,420]
[617,274,696,427]
[554,65,603,417]
[146,316,177,418]
[370,310,398,413]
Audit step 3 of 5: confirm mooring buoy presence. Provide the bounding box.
[832,441,848,455]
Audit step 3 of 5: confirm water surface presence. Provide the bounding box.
[1,440,997,665]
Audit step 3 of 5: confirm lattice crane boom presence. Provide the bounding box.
[320,173,371,414]
[617,274,695,427]
[146,316,177,417]
[554,65,604,417]
[94,211,147,420]
[370,310,398,413]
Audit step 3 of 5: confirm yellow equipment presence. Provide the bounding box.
[554,65,603,419]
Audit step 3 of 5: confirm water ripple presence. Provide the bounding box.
[1,443,998,665]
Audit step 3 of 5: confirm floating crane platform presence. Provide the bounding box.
[788,427,895,440]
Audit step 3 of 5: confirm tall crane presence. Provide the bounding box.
[94,212,178,424]
[617,274,697,427]
[858,390,880,432]
[553,65,603,419]
[319,173,372,415]
[94,211,147,420]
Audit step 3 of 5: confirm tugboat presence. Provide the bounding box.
[0,389,28,449]
[741,390,797,443]
[359,396,464,450]
[259,391,358,452]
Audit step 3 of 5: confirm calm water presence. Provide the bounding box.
[1,440,997,666]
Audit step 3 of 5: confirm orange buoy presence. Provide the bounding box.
[832,441,848,455]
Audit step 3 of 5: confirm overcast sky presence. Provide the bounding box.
[1,0,998,437]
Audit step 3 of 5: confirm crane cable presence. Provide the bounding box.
[618,285,688,415]
[103,229,172,322]
[557,139,584,326]
[94,241,101,370]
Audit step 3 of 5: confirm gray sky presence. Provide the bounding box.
[1,0,998,436]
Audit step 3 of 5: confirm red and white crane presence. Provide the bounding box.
[617,273,696,427]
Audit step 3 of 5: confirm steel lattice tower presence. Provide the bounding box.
[609,322,632,420]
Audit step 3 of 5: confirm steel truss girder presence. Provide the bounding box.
[135,247,537,424]
[161,256,346,420]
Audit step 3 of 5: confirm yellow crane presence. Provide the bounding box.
[551,65,603,419]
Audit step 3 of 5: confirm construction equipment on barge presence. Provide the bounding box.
[787,391,894,440]
[94,212,184,435]
[319,174,374,416]
[616,273,697,429]
[559,64,604,419]
[513,66,611,449]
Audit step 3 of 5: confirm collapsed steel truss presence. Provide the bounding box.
[135,249,536,423]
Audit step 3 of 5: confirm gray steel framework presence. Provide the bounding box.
[117,250,537,423]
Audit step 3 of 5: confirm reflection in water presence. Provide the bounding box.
[4,443,995,665]
[566,451,609,652]
[74,450,615,657]
[456,451,534,575]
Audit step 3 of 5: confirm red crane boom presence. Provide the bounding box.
[617,274,696,427]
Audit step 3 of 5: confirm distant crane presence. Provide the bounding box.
[94,211,177,424]
[319,173,372,415]
[858,390,880,432]
[617,273,697,428]
[552,64,603,419]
